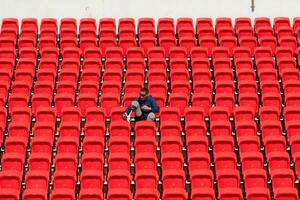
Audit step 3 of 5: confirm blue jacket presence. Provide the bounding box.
[125,95,160,120]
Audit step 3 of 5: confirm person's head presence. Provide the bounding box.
[139,87,149,101]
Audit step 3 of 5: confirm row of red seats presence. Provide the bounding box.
[2,17,300,38]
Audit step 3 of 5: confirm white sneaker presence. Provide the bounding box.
[124,111,132,123]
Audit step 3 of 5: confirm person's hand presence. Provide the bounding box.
[142,105,152,111]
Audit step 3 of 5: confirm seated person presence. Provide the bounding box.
[123,87,159,121]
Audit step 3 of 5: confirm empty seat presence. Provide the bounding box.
[274,187,299,200]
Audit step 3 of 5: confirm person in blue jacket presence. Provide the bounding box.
[123,87,159,121]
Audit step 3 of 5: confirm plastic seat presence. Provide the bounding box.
[107,188,131,200]
[238,135,260,153]
[274,187,299,200]
[215,93,235,114]
[256,26,274,38]
[135,188,159,200]
[100,93,120,116]
[124,81,143,96]
[233,47,251,59]
[259,36,277,54]
[192,93,212,115]
[80,171,103,190]
[190,47,209,59]
[127,58,145,70]
[108,136,130,154]
[0,171,22,192]
[105,58,123,70]
[101,81,121,95]
[148,81,168,97]
[216,169,240,188]
[283,80,300,95]
[119,28,135,39]
[0,47,16,60]
[190,169,214,189]
[55,153,78,171]
[214,68,233,81]
[238,93,259,113]
[192,68,211,82]
[158,27,175,38]
[281,68,300,82]
[264,135,286,155]
[233,106,255,122]
[238,36,257,55]
[35,106,56,122]
[11,80,31,96]
[198,36,216,56]
[212,135,234,153]
[81,68,100,82]
[102,68,122,82]
[148,58,167,70]
[285,92,300,107]
[160,122,182,138]
[139,36,156,52]
[147,47,165,59]
[246,188,270,200]
[279,36,297,53]
[61,58,80,73]
[79,188,103,200]
[160,107,180,122]
[237,26,254,38]
[214,152,237,170]
[162,169,185,189]
[8,93,29,112]
[162,188,187,200]
[267,151,290,171]
[261,120,282,139]
[271,169,295,188]
[179,37,196,54]
[15,67,35,83]
[213,57,231,70]
[241,152,264,171]
[119,37,136,53]
[219,36,237,55]
[1,152,25,171]
[99,37,117,53]
[81,153,103,172]
[148,68,166,82]
[276,46,294,58]
[274,17,290,30]
[192,58,210,71]
[258,68,277,82]
[30,136,53,155]
[135,136,154,156]
[171,80,190,94]
[191,188,215,200]
[186,134,208,153]
[107,170,131,188]
[188,152,210,172]
[277,57,296,72]
[161,152,184,171]
[108,153,130,171]
[126,47,144,60]
[60,37,77,50]
[23,189,47,200]
[38,58,58,72]
[218,188,243,200]
[235,121,257,137]
[50,189,75,200]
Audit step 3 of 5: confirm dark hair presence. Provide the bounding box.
[140,87,149,94]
